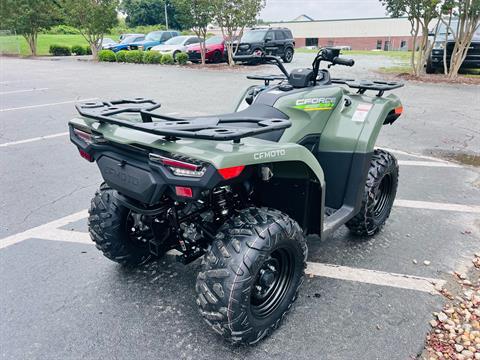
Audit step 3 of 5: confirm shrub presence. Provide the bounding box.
[44,24,79,35]
[71,45,85,55]
[84,46,92,55]
[98,50,116,62]
[143,51,162,64]
[125,50,143,64]
[49,44,71,56]
[116,50,128,62]
[161,53,174,65]
[176,52,188,65]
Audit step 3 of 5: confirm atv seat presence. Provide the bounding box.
[216,104,289,142]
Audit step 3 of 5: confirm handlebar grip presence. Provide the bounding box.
[333,57,355,67]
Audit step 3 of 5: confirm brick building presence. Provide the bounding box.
[270,17,414,51]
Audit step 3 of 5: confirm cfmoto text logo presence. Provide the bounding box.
[105,166,140,186]
[253,149,286,160]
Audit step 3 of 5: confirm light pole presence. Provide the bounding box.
[164,1,169,30]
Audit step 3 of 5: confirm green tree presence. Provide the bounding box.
[62,0,119,60]
[214,0,266,66]
[380,0,441,76]
[0,0,62,56]
[440,0,480,78]
[174,0,215,64]
[121,0,184,29]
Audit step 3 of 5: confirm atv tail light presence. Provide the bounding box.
[73,128,93,144]
[73,128,107,145]
[78,149,93,162]
[394,106,403,115]
[149,153,206,178]
[175,186,193,198]
[218,165,245,180]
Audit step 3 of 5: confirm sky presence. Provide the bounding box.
[259,0,388,22]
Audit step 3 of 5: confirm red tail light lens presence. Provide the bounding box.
[149,153,206,178]
[175,186,193,197]
[78,149,93,162]
[394,106,403,115]
[159,157,199,171]
[218,165,245,180]
[73,128,93,144]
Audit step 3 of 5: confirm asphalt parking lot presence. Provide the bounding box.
[1,55,479,360]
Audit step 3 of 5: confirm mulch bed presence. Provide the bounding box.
[421,254,480,359]
[384,72,480,85]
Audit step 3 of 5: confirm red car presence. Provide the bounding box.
[186,36,225,63]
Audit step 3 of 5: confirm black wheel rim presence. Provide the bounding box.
[285,49,293,61]
[250,247,295,319]
[372,174,393,218]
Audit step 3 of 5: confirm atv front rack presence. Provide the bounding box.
[76,99,291,143]
[331,78,404,97]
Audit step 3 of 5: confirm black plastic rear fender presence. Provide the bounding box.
[70,127,235,204]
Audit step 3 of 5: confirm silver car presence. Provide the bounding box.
[151,35,201,60]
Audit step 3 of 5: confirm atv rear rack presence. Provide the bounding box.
[75,99,291,143]
[331,78,404,97]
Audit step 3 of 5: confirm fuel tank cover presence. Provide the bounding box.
[289,68,315,88]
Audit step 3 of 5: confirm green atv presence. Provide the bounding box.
[69,48,403,344]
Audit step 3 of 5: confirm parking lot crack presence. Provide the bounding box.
[20,183,96,225]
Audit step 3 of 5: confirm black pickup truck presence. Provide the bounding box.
[426,23,480,74]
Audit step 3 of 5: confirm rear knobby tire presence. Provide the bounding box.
[195,207,307,345]
[88,184,155,267]
[346,149,399,236]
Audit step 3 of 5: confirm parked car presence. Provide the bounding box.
[187,36,226,63]
[119,33,144,41]
[129,30,180,51]
[101,38,117,49]
[235,27,295,63]
[151,35,201,60]
[106,34,145,52]
[426,21,480,73]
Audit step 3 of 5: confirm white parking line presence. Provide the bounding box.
[2,196,479,250]
[397,160,461,168]
[39,229,91,244]
[394,199,480,213]
[0,88,49,95]
[0,132,69,148]
[381,147,455,164]
[306,262,445,294]
[0,98,98,112]
[0,209,88,249]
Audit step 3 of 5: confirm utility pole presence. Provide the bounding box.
[165,1,169,30]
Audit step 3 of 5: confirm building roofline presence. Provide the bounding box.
[269,16,408,24]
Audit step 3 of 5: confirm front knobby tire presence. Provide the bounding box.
[346,149,399,236]
[88,184,157,267]
[195,207,307,345]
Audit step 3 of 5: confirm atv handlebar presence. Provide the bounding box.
[332,56,355,67]
[233,54,290,79]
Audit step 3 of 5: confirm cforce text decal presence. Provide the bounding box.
[293,97,336,112]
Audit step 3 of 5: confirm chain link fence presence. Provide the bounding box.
[0,30,21,55]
